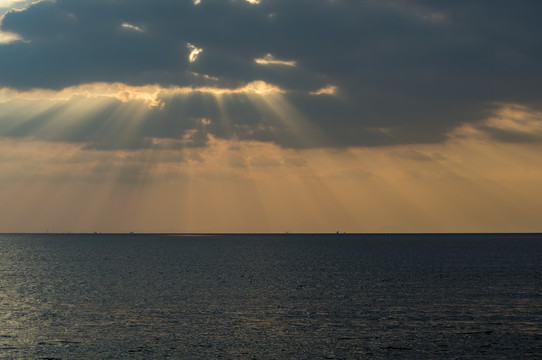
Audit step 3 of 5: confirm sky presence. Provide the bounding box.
[0,0,541,233]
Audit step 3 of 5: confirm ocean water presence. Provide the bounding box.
[0,233,540,359]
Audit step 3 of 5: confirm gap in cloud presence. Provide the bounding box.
[187,42,203,63]
[309,85,337,96]
[254,53,297,67]
[449,103,542,144]
[121,22,144,33]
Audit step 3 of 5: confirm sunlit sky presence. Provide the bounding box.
[1,0,541,233]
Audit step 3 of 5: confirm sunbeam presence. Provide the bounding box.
[1,78,542,233]
[1,3,542,358]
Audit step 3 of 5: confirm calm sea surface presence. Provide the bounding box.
[0,233,540,359]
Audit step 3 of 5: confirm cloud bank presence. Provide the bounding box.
[1,0,542,149]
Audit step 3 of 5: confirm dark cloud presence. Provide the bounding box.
[1,0,542,148]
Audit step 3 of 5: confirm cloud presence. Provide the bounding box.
[450,104,542,143]
[249,155,281,167]
[254,53,296,67]
[388,149,445,162]
[1,0,542,149]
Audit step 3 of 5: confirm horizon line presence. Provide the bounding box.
[1,232,541,236]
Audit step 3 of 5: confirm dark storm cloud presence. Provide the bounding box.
[1,0,542,148]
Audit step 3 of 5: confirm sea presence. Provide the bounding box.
[0,233,540,359]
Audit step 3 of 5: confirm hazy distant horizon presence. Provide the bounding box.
[2,231,541,236]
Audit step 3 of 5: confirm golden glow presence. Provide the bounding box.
[0,29,19,43]
[1,134,541,233]
[0,0,39,9]
[237,81,285,95]
[254,53,297,67]
[0,0,19,6]
[0,81,290,110]
[0,83,164,108]
[1,85,542,233]
[245,0,260,4]
[187,42,203,63]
